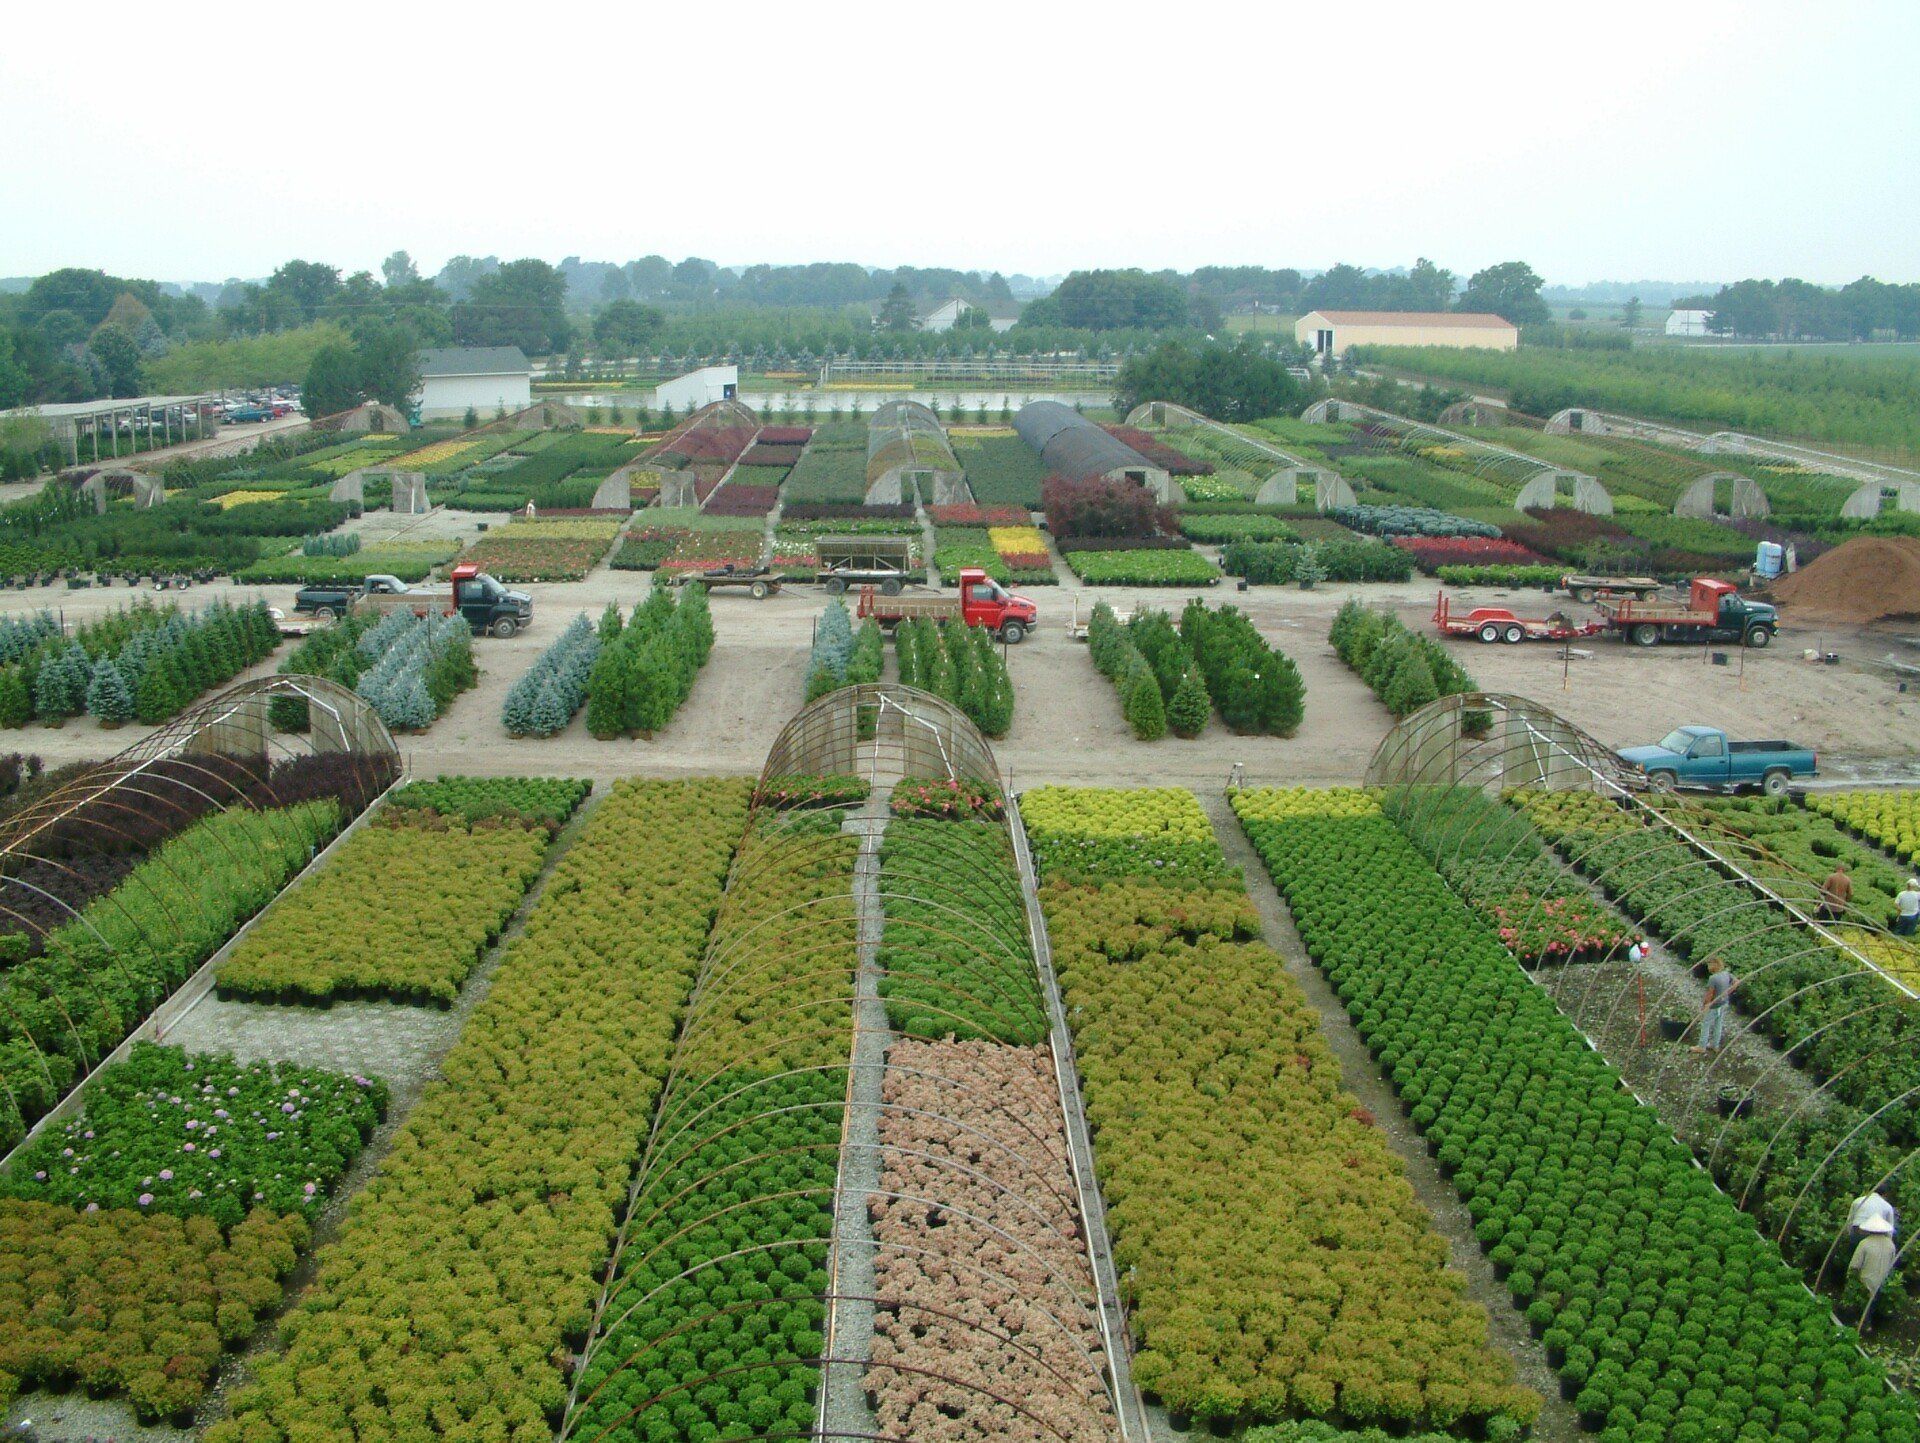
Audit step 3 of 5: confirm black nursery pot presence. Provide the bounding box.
[1659,1018,1689,1041]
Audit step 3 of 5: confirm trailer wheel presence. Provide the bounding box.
[1477,622,1501,643]
[1762,768,1790,798]
[1503,624,1526,644]
[1574,586,1597,604]
[999,622,1027,645]
[490,617,518,640]
[1744,626,1773,649]
[880,578,903,597]
[749,580,770,600]
[1632,623,1661,647]
[313,605,337,623]
[824,576,847,595]
[1649,770,1678,793]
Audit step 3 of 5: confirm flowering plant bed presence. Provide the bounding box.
[928,503,1030,526]
[757,773,870,809]
[1390,535,1550,571]
[889,774,1003,820]
[1,1043,385,1226]
[1103,424,1213,475]
[700,481,780,516]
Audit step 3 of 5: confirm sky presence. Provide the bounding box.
[3,0,1916,289]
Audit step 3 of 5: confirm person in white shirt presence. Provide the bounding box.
[1893,878,1920,938]
[1850,1189,1898,1240]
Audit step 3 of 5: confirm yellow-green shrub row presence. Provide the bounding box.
[215,815,553,1006]
[1028,786,1534,1434]
[208,777,753,1443]
[1808,787,1920,867]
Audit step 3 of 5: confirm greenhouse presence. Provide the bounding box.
[864,400,965,505]
[1014,401,1173,499]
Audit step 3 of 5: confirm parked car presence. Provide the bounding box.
[224,405,271,425]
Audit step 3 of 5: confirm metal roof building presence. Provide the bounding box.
[414,347,532,419]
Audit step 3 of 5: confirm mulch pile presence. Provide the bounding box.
[1772,535,1920,623]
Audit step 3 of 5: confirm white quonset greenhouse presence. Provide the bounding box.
[864,401,965,505]
[1013,402,1174,501]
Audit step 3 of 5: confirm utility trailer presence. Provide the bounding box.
[668,564,781,600]
[1560,573,1662,604]
[1597,577,1779,649]
[815,535,916,595]
[856,567,1037,643]
[1433,591,1604,644]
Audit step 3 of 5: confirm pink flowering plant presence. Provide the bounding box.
[889,775,1003,821]
[0,1042,385,1227]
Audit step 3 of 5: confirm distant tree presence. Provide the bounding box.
[952,305,995,332]
[1568,308,1588,321]
[453,258,571,355]
[86,325,142,396]
[1620,296,1642,329]
[353,322,422,411]
[463,405,478,428]
[381,250,421,288]
[302,341,362,419]
[1404,257,1458,311]
[878,283,919,333]
[1114,340,1302,423]
[1020,270,1188,331]
[594,300,665,357]
[1458,261,1551,326]
[265,260,344,324]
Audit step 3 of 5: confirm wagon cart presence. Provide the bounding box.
[670,564,781,600]
[815,535,916,595]
[1434,591,1605,644]
[1560,573,1662,604]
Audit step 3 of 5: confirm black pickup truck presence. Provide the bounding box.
[293,563,532,638]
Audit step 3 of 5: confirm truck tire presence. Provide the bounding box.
[1477,622,1501,643]
[1762,768,1790,798]
[1574,586,1597,604]
[824,576,847,595]
[490,617,518,640]
[1649,770,1678,793]
[749,580,770,600]
[1503,624,1525,644]
[1632,623,1661,647]
[313,605,337,623]
[880,578,903,597]
[999,622,1027,645]
[1744,626,1773,649]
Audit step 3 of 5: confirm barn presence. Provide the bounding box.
[414,347,532,420]
[1295,310,1519,357]
[655,365,739,414]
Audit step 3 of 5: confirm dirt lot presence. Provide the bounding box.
[0,562,1915,788]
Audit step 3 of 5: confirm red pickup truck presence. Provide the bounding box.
[856,567,1038,643]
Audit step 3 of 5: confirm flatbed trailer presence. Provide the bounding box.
[1434,591,1604,643]
[669,565,781,599]
[1597,577,1779,648]
[816,535,916,595]
[1561,573,1662,604]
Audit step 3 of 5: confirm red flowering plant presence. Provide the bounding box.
[889,775,1003,821]
[928,504,1031,527]
[1390,535,1549,572]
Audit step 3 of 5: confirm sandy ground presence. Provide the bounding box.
[0,544,1916,789]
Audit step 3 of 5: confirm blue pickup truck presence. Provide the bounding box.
[1619,725,1817,797]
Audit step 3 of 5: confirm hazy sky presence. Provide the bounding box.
[4,0,1915,287]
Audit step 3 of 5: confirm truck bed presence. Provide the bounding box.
[859,593,958,621]
[1596,598,1714,625]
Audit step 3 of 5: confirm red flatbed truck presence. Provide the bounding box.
[1433,591,1603,643]
[856,567,1038,643]
[1596,577,1780,648]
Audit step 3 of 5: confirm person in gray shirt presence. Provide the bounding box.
[1694,957,1735,1053]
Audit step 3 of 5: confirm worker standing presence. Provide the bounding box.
[1820,863,1853,921]
[1847,1216,1898,1326]
[1850,1189,1899,1242]
[1893,878,1920,938]
[1694,957,1735,1054]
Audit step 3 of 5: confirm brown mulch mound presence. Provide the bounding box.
[1773,535,1920,623]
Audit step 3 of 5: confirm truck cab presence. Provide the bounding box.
[1693,580,1780,646]
[956,569,1037,642]
[1619,725,1817,796]
[448,563,532,638]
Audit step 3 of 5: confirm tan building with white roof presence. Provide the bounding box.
[1296,309,1519,356]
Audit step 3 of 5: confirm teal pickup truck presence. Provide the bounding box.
[1619,725,1818,797]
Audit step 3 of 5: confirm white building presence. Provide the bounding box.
[1295,310,1519,357]
[919,299,1018,334]
[654,365,739,413]
[1665,309,1715,337]
[414,347,531,420]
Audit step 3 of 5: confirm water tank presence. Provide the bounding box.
[1753,541,1784,579]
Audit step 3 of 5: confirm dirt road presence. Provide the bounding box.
[0,560,1914,788]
